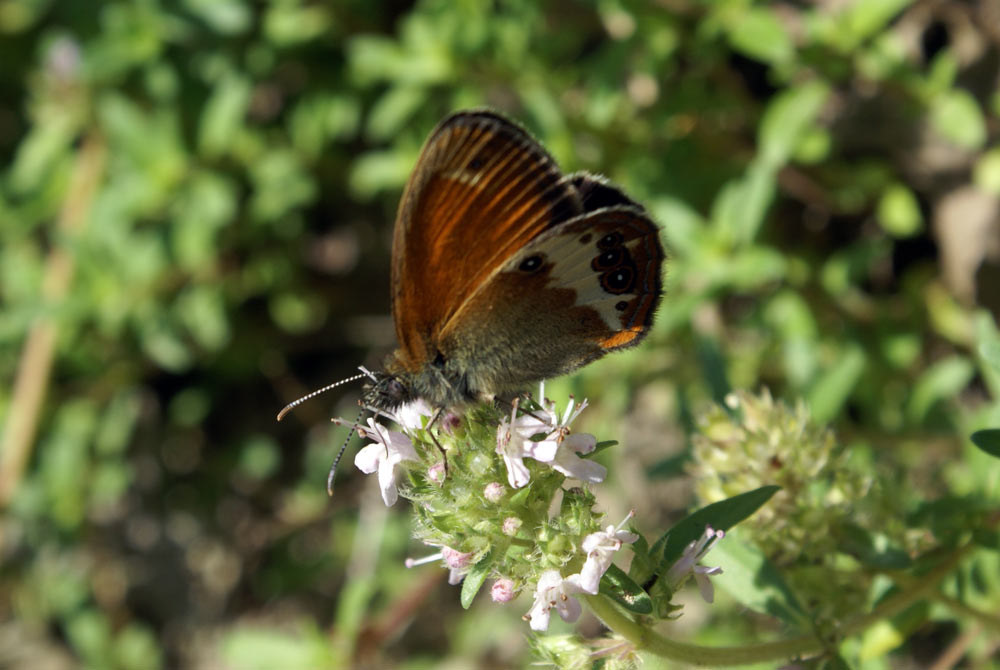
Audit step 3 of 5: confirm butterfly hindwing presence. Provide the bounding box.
[436,206,664,396]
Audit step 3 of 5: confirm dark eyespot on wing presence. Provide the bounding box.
[597,231,624,250]
[518,254,545,273]
[601,262,636,294]
[591,247,624,271]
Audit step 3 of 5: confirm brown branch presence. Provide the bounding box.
[0,132,106,508]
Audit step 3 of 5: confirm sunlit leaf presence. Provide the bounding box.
[712,532,807,627]
[655,486,780,569]
[599,564,653,614]
[461,551,494,609]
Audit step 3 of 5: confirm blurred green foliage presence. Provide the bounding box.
[0,0,998,668]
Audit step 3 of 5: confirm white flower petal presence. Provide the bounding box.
[354,444,382,475]
[578,557,605,594]
[694,566,722,603]
[524,438,559,463]
[551,453,606,483]
[377,458,400,506]
[396,399,433,431]
[565,432,596,455]
[557,592,582,623]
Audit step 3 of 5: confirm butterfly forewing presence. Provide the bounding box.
[391,112,584,372]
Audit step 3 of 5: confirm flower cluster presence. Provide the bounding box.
[346,382,726,637]
[524,512,639,631]
[496,394,607,489]
[689,389,904,624]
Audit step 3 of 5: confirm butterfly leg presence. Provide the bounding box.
[425,407,449,476]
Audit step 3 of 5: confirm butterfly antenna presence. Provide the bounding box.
[276,373,366,422]
[328,406,365,496]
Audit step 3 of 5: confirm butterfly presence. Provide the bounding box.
[366,109,665,412]
[278,110,664,485]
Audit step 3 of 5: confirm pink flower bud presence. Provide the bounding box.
[502,517,522,536]
[441,546,473,570]
[484,482,505,502]
[427,462,446,485]
[491,578,516,603]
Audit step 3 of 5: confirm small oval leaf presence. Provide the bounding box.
[970,429,1000,458]
[460,551,494,609]
[599,564,653,614]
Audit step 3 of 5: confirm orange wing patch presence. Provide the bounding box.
[600,327,643,349]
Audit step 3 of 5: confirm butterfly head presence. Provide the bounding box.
[361,368,413,413]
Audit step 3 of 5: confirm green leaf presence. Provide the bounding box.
[828,0,911,52]
[113,624,163,670]
[655,486,780,569]
[366,86,428,141]
[460,551,494,609]
[978,317,1000,376]
[930,89,987,150]
[599,564,653,614]
[349,149,415,199]
[221,622,337,670]
[711,163,776,244]
[10,109,78,193]
[725,8,793,65]
[263,4,332,45]
[973,148,1000,195]
[649,196,706,258]
[907,355,975,422]
[877,182,923,237]
[627,533,656,584]
[695,335,731,406]
[198,72,251,158]
[712,532,807,627]
[759,81,830,168]
[183,0,251,35]
[807,344,866,424]
[970,429,1000,458]
[66,609,113,668]
[589,440,618,457]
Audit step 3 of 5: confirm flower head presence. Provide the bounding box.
[354,418,418,506]
[496,383,604,488]
[524,570,585,631]
[578,510,639,593]
[665,526,725,603]
[496,399,557,488]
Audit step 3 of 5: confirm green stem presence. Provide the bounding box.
[582,545,972,666]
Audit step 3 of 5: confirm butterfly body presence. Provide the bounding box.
[368,111,665,412]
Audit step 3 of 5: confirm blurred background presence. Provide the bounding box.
[1,0,998,668]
